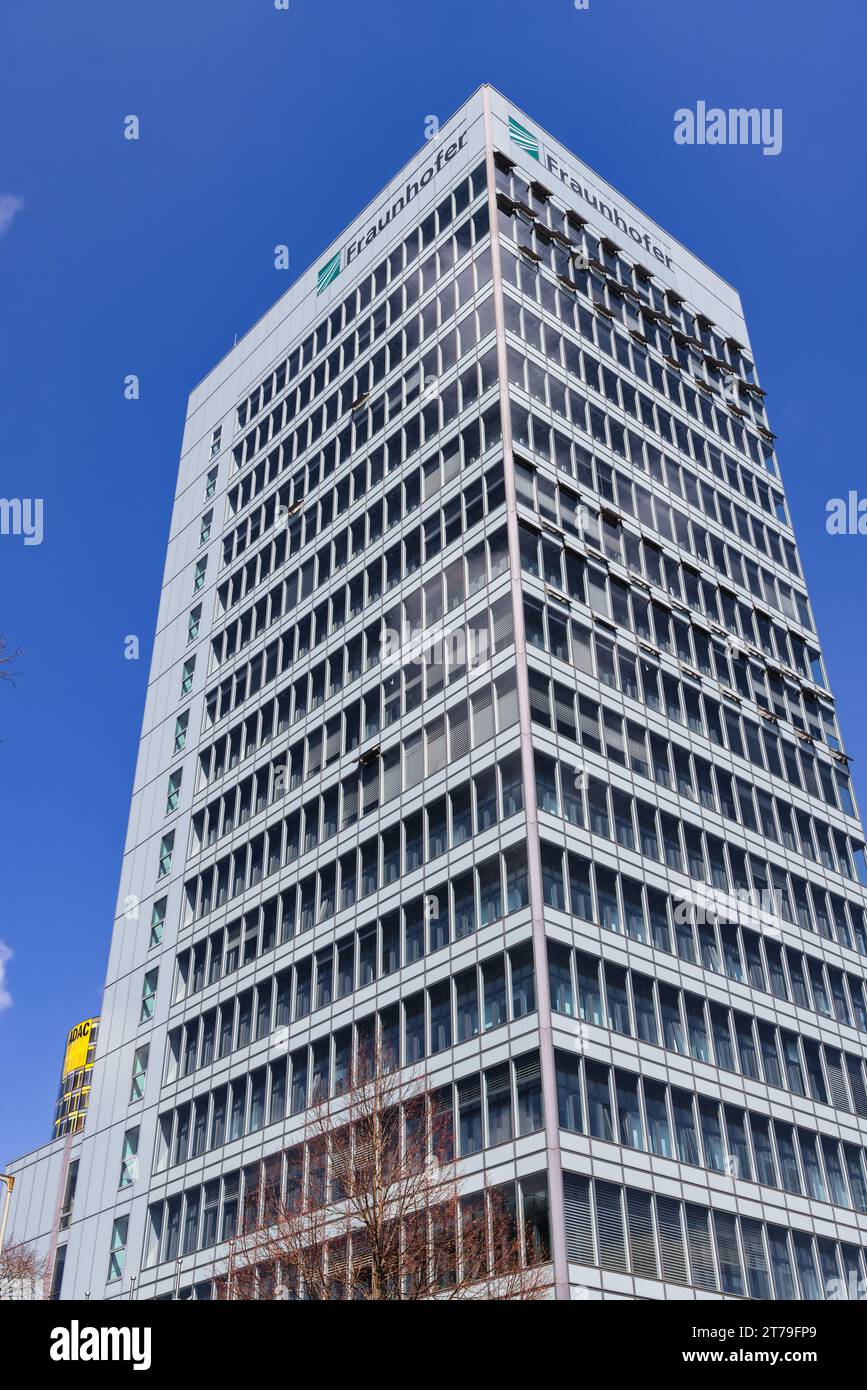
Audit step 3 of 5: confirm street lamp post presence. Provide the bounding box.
[0,1174,15,1258]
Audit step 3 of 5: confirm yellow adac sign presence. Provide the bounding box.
[62,1019,95,1078]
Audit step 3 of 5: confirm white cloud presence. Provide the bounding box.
[0,940,12,1011]
[0,195,25,237]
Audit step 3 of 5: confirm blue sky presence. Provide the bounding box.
[1,0,865,1163]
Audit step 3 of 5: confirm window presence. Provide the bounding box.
[644,1080,671,1158]
[180,659,195,696]
[627,975,654,1047]
[574,951,602,1025]
[713,1211,744,1296]
[510,943,536,1017]
[767,1226,797,1299]
[182,1190,201,1257]
[554,1045,582,1129]
[429,982,451,1054]
[174,714,189,753]
[616,1071,644,1149]
[157,833,174,879]
[188,606,202,642]
[205,465,218,499]
[199,511,213,545]
[675,1204,712,1294]
[455,969,479,1042]
[140,968,158,1023]
[516,1052,543,1135]
[521,1173,550,1265]
[606,965,631,1035]
[130,1046,148,1102]
[485,1063,513,1145]
[193,558,207,592]
[671,1088,700,1165]
[149,898,166,948]
[165,770,182,814]
[548,942,574,1016]
[483,956,507,1030]
[107,1217,129,1281]
[210,426,222,458]
[793,1233,821,1300]
[119,1129,139,1188]
[458,1076,483,1156]
[585,1061,614,1141]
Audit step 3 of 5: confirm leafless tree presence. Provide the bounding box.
[0,636,21,684]
[217,1041,551,1301]
[0,1239,46,1300]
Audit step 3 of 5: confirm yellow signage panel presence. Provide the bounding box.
[62,1018,96,1078]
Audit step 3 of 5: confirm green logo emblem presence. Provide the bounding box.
[316,252,341,295]
[508,116,539,161]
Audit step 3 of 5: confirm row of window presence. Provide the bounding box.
[212,445,504,663]
[515,453,810,661]
[223,357,502,586]
[546,927,867,1119]
[169,783,522,1015]
[503,215,767,437]
[207,401,503,675]
[205,454,508,733]
[155,1046,544,1176]
[537,708,856,894]
[236,246,494,487]
[235,161,488,433]
[229,277,495,549]
[523,600,854,825]
[226,367,500,582]
[131,1159,867,1298]
[215,422,505,678]
[503,313,790,581]
[174,823,532,1009]
[541,778,867,1017]
[171,811,866,1061]
[191,730,522,866]
[515,456,798,650]
[534,749,867,954]
[53,1084,91,1137]
[191,591,512,840]
[181,744,532,922]
[556,1047,867,1217]
[199,643,517,810]
[493,153,759,391]
[561,1172,862,1299]
[503,219,769,438]
[144,1162,548,1292]
[184,653,518,904]
[529,586,833,760]
[527,662,861,901]
[523,546,825,746]
[230,217,491,481]
[169,938,537,1082]
[542,840,867,1039]
[500,233,776,479]
[519,425,788,598]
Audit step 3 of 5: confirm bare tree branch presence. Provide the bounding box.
[0,635,22,685]
[0,1239,46,1300]
[217,1039,551,1301]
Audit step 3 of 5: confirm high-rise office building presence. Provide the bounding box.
[53,1017,100,1140]
[6,86,867,1302]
